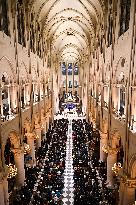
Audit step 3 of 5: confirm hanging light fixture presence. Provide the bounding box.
[7,163,17,179]
[24,143,31,155]
[112,162,122,176]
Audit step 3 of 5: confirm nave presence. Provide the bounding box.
[9,110,117,205]
[10,118,68,205]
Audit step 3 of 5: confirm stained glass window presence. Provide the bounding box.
[0,0,9,36]
[74,64,79,75]
[119,0,131,36]
[62,62,66,75]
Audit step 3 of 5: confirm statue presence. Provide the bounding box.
[9,131,20,149]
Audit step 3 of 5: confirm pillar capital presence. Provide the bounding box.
[102,145,119,155]
[25,132,35,140]
[108,146,119,155]
[100,131,107,139]
[121,176,136,188]
[11,147,24,157]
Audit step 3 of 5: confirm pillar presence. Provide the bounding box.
[100,132,108,162]
[118,87,120,114]
[26,133,36,166]
[23,84,26,106]
[119,178,136,205]
[12,148,25,187]
[7,86,11,115]
[42,126,46,141]
[104,86,109,106]
[35,126,41,149]
[25,84,30,105]
[107,148,118,187]
[131,89,136,127]
[11,84,17,112]
[66,63,68,94]
[42,120,47,141]
[0,180,5,205]
[3,177,9,205]
[0,81,3,116]
[112,86,117,110]
[72,63,74,95]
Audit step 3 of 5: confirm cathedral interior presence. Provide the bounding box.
[0,0,136,205]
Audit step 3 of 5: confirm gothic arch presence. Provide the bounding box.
[0,56,15,82]
[20,61,29,82]
[128,154,136,178]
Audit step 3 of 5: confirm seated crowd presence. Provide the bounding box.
[72,119,117,205]
[9,112,118,205]
[9,118,68,205]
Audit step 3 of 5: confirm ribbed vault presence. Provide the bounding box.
[29,0,105,64]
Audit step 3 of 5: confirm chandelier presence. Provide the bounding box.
[24,143,31,155]
[112,162,122,176]
[7,163,17,179]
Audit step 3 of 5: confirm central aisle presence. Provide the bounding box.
[62,119,74,205]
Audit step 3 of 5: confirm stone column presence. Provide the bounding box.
[66,63,68,94]
[107,147,118,187]
[35,125,41,149]
[117,87,120,114]
[12,148,25,187]
[41,118,46,141]
[0,180,5,205]
[7,85,11,115]
[104,86,109,106]
[10,84,17,111]
[25,84,30,105]
[131,89,136,127]
[23,84,26,106]
[119,178,136,205]
[100,132,108,162]
[3,176,9,205]
[112,86,118,111]
[72,63,74,95]
[0,81,3,116]
[0,167,9,205]
[41,126,46,141]
[25,133,36,166]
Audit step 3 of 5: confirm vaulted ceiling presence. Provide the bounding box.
[29,0,105,63]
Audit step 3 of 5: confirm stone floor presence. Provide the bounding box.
[62,120,74,205]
